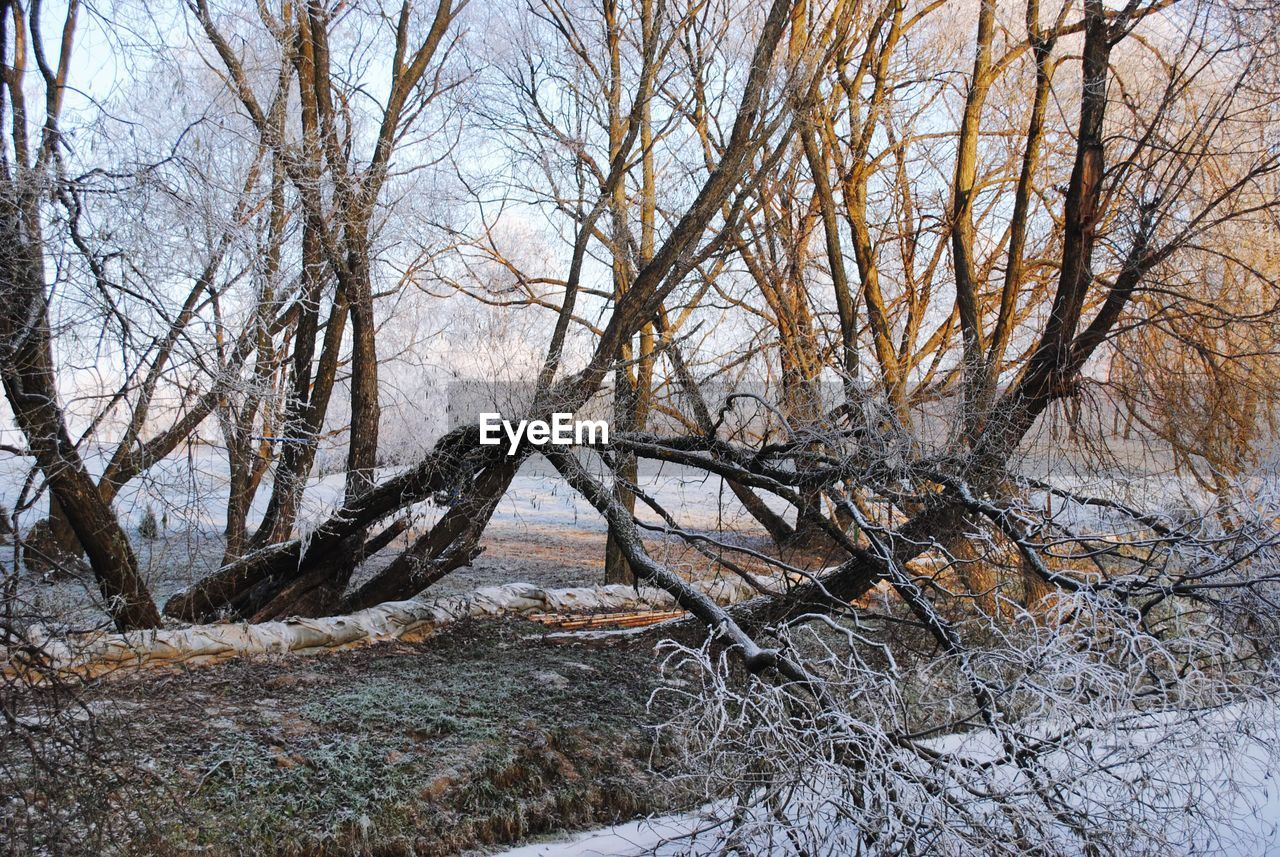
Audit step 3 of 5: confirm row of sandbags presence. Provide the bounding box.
[4,576,771,684]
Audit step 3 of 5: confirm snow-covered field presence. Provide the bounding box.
[0,415,1204,540]
[0,442,786,539]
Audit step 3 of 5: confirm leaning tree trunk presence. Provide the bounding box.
[162,425,494,622]
[0,211,161,631]
[339,459,520,614]
[168,0,803,622]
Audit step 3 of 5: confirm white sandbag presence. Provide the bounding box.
[3,575,768,684]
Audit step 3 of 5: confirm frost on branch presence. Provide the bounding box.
[651,471,1280,856]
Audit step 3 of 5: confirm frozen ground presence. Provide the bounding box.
[2,447,790,628]
[6,436,1280,854]
[0,426,1259,634]
[495,704,1280,857]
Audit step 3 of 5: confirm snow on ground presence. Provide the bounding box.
[494,704,1280,857]
[0,443,785,538]
[0,420,1215,554]
[2,445,792,626]
[494,813,712,857]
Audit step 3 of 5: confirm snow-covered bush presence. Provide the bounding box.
[658,604,1278,855]
[653,471,1280,856]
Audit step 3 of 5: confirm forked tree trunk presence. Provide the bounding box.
[251,219,348,548]
[340,460,520,613]
[0,222,161,630]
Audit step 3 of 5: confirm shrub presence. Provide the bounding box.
[138,505,160,540]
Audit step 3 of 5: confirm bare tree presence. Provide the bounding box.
[0,0,161,630]
[164,0,806,621]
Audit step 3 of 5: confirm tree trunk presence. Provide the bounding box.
[344,248,380,504]
[1,188,161,630]
[23,495,85,576]
[250,241,347,548]
[604,364,639,585]
[340,459,519,613]
[169,0,800,620]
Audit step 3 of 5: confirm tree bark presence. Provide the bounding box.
[0,226,161,630]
